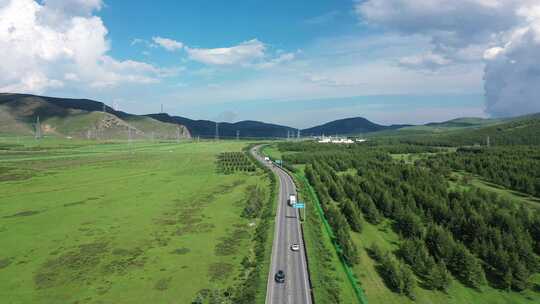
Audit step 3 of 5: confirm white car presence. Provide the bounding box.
[290,244,300,252]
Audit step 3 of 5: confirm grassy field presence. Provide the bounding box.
[0,138,269,303]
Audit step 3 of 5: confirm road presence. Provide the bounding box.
[251,146,312,304]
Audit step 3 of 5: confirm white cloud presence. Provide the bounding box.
[399,52,451,70]
[0,0,170,93]
[305,73,365,87]
[186,39,266,65]
[254,52,296,69]
[42,0,103,16]
[356,0,523,48]
[152,36,183,51]
[356,0,540,117]
[484,5,540,117]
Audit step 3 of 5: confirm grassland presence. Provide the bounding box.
[0,138,270,303]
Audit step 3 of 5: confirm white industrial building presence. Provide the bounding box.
[316,135,365,144]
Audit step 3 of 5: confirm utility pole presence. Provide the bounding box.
[160,104,164,113]
[102,103,107,113]
[287,130,290,141]
[236,130,240,141]
[176,127,181,143]
[297,129,300,140]
[215,122,219,141]
[35,116,42,140]
[486,136,491,147]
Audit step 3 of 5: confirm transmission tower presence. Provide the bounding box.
[236,130,240,141]
[486,136,491,147]
[102,102,107,113]
[161,104,164,113]
[35,116,42,139]
[215,122,219,141]
[176,127,181,143]
[297,129,300,140]
[127,126,132,144]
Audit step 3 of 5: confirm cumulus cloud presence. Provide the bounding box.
[186,39,297,69]
[0,0,170,93]
[186,39,266,65]
[152,36,183,51]
[356,0,522,48]
[42,0,103,16]
[484,6,540,117]
[356,0,540,117]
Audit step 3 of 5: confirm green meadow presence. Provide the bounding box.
[0,138,269,303]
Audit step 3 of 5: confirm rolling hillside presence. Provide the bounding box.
[372,113,540,146]
[0,93,190,140]
[301,117,409,136]
[147,113,297,138]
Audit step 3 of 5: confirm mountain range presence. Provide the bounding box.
[0,93,536,141]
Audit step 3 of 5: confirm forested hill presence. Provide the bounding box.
[301,117,407,136]
[147,113,297,139]
[397,113,540,146]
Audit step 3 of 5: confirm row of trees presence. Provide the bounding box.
[371,243,417,298]
[305,162,360,266]
[216,152,257,174]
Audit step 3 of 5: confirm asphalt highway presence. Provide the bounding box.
[251,146,312,304]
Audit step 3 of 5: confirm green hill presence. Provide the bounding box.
[0,93,190,140]
[371,113,540,146]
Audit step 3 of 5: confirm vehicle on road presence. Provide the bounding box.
[291,244,300,251]
[274,270,286,283]
[264,156,270,162]
[288,194,297,206]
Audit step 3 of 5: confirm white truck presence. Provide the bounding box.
[264,156,270,162]
[288,194,297,207]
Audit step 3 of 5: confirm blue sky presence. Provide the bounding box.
[2,0,539,127]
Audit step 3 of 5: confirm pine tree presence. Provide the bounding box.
[426,261,451,292]
[341,199,364,233]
